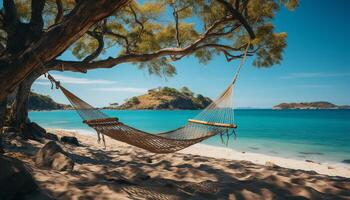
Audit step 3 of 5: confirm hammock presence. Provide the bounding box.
[46,44,250,153]
[48,77,236,153]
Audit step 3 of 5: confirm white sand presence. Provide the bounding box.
[53,128,350,178]
[181,143,350,178]
[3,128,350,199]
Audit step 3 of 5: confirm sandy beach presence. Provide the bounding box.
[3,128,350,199]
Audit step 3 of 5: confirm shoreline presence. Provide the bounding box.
[4,128,348,199]
[49,128,350,178]
[181,143,350,178]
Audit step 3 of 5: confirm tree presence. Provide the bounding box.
[180,86,193,97]
[0,0,298,134]
[130,97,140,105]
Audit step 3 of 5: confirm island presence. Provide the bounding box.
[104,87,212,110]
[273,101,350,110]
[29,92,72,110]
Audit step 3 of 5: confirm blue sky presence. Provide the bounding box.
[30,0,349,108]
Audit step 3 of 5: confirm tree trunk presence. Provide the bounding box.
[0,0,130,102]
[7,70,43,138]
[0,97,7,130]
[9,81,32,129]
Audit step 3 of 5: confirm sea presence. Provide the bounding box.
[29,109,350,164]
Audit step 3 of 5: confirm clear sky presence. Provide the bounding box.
[30,0,349,108]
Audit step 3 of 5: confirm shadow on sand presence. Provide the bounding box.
[3,137,350,200]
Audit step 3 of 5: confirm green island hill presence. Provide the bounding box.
[104,87,212,110]
[29,92,72,111]
[273,102,350,110]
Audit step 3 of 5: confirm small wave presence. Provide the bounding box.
[52,121,69,124]
[51,128,96,136]
[299,152,324,155]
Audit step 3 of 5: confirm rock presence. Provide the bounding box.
[44,132,59,141]
[265,161,277,168]
[29,122,46,134]
[34,141,74,171]
[0,155,38,199]
[342,159,350,164]
[145,157,152,163]
[51,152,74,171]
[60,136,79,146]
[35,141,63,167]
[26,122,45,139]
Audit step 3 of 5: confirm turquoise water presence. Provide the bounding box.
[29,109,350,163]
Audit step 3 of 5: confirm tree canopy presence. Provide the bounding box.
[0,0,297,101]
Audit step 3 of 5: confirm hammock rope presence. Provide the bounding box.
[46,41,251,153]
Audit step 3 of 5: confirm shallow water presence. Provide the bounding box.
[29,109,350,163]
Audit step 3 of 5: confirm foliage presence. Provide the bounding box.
[180,86,194,97]
[28,92,69,110]
[130,96,140,104]
[0,0,298,78]
[159,87,182,96]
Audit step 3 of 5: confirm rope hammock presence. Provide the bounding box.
[46,42,251,153]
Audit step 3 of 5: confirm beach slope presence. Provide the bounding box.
[2,129,350,200]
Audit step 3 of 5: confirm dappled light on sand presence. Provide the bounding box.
[3,129,349,200]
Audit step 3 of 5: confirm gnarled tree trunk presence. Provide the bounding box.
[0,97,7,130]
[7,70,44,138]
[0,0,130,102]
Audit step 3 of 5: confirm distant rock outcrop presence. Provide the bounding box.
[107,87,212,110]
[273,101,350,110]
[29,92,72,110]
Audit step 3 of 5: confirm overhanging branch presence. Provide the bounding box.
[46,13,253,73]
[216,0,255,39]
[47,41,251,73]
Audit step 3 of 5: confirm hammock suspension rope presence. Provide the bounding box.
[45,41,251,153]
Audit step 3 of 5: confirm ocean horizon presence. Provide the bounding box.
[29,109,350,164]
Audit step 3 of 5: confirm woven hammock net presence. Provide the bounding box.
[55,80,237,153]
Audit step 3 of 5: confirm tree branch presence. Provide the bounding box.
[235,0,240,9]
[84,31,104,62]
[208,23,241,37]
[129,5,144,48]
[3,0,18,30]
[55,0,64,24]
[216,0,255,39]
[171,3,180,47]
[46,14,251,73]
[47,41,251,73]
[105,29,130,53]
[30,0,45,34]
